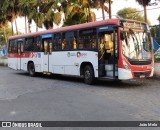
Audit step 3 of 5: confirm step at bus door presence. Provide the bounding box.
[42,34,53,72]
[17,40,23,70]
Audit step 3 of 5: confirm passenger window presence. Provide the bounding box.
[53,33,61,50]
[8,40,17,53]
[34,36,41,52]
[62,31,78,50]
[24,37,34,51]
[79,28,96,49]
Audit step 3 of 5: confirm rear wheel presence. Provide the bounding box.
[84,65,95,85]
[28,62,35,76]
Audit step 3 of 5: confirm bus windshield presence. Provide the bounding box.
[121,29,152,61]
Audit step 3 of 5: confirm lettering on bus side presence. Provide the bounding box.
[67,52,76,57]
[29,52,41,58]
[98,25,114,32]
[77,52,87,58]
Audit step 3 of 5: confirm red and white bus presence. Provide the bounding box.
[8,19,154,84]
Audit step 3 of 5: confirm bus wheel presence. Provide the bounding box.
[84,65,95,85]
[28,62,35,76]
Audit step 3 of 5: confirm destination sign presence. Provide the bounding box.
[123,22,143,29]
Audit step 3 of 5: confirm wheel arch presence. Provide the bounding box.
[80,62,94,76]
[27,61,34,71]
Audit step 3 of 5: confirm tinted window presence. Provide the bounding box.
[63,31,78,50]
[53,33,61,50]
[8,40,17,53]
[79,28,96,49]
[24,37,34,51]
[34,36,41,52]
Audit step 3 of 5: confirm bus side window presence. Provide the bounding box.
[49,40,52,54]
[44,40,48,54]
[24,37,34,51]
[73,37,77,49]
[13,41,17,53]
[34,36,41,52]
[21,43,24,52]
[8,40,16,53]
[73,31,78,49]
[54,33,61,51]
[79,28,96,49]
[65,32,73,50]
[8,41,12,52]
[62,33,66,50]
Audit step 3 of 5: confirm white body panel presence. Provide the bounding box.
[51,51,98,77]
[8,58,17,70]
[8,51,99,77]
[118,68,133,80]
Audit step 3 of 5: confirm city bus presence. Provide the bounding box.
[8,19,154,84]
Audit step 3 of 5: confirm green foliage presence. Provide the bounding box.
[117,7,150,24]
[117,7,143,21]
[158,15,160,23]
[0,25,12,44]
[150,26,160,38]
[63,13,86,26]
[135,0,151,6]
[0,0,111,31]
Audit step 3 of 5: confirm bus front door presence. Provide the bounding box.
[17,40,23,70]
[42,38,52,73]
[98,31,118,79]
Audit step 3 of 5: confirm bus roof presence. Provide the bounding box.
[9,18,147,40]
[9,19,120,40]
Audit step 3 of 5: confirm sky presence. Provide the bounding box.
[14,0,160,33]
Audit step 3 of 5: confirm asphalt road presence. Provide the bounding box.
[0,66,160,130]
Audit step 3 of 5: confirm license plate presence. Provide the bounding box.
[140,75,145,78]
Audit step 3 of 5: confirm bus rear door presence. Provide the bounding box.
[42,34,53,73]
[17,39,23,70]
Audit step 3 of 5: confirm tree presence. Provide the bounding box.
[63,0,95,23]
[95,0,109,20]
[0,21,8,45]
[5,0,21,35]
[117,7,143,21]
[28,0,62,30]
[0,23,12,44]
[158,15,160,24]
[18,0,32,33]
[0,1,8,44]
[134,0,160,23]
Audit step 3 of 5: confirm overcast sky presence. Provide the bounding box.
[14,0,160,33]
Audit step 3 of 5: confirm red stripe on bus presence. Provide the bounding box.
[8,52,39,58]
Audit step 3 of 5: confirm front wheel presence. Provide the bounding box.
[84,65,95,85]
[28,62,36,76]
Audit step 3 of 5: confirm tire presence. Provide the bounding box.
[28,62,36,77]
[84,65,95,85]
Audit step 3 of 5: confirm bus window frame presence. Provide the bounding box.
[34,36,42,52]
[8,40,17,53]
[78,28,97,50]
[24,37,35,52]
[53,33,62,51]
